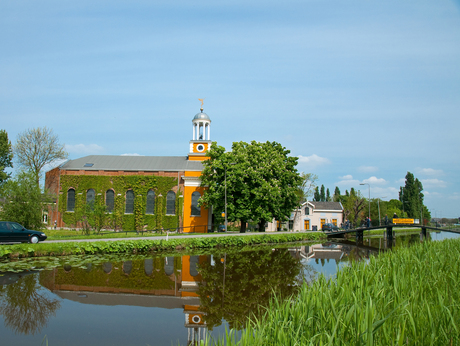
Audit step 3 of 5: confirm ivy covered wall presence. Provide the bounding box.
[58,175,184,231]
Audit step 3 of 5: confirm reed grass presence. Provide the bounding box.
[207,238,460,345]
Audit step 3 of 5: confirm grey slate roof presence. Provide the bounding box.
[59,155,204,172]
[308,201,343,211]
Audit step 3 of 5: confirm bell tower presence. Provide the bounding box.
[189,103,211,161]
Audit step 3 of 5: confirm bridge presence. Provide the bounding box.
[324,224,460,240]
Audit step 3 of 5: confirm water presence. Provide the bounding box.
[0,231,458,345]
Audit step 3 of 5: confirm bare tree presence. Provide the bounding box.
[14,127,68,185]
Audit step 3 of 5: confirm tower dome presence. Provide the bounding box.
[193,110,211,122]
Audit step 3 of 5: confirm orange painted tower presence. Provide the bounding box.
[182,105,212,233]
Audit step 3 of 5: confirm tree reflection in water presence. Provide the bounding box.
[0,272,60,335]
[197,248,306,330]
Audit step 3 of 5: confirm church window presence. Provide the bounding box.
[125,190,134,214]
[106,190,114,212]
[67,189,75,211]
[146,190,155,214]
[166,191,176,215]
[86,189,95,209]
[305,207,310,215]
[191,191,201,216]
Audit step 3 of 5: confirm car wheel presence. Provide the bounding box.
[30,236,39,244]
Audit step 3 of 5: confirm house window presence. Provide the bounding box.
[125,190,134,214]
[106,190,114,212]
[321,219,326,227]
[146,190,155,214]
[67,189,75,211]
[304,220,310,230]
[289,220,294,230]
[332,219,337,226]
[191,191,201,216]
[86,189,95,209]
[305,207,310,215]
[166,191,176,215]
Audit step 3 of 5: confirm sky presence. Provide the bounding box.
[1,0,459,218]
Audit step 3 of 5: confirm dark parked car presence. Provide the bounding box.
[0,222,47,243]
[321,223,340,232]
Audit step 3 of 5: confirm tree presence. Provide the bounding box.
[333,186,341,202]
[14,127,68,185]
[199,141,302,233]
[313,186,321,201]
[326,188,331,202]
[320,184,326,202]
[0,171,52,230]
[0,129,14,185]
[343,188,366,226]
[399,172,426,219]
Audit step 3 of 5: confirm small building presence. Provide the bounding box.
[265,201,344,232]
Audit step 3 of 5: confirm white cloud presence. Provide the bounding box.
[66,144,105,155]
[339,174,354,180]
[297,154,330,168]
[448,193,459,200]
[121,153,143,156]
[358,166,378,173]
[421,178,447,188]
[417,168,444,176]
[362,176,387,185]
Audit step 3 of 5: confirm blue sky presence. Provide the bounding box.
[1,0,459,218]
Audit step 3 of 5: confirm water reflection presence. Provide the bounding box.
[0,231,458,345]
[0,271,60,335]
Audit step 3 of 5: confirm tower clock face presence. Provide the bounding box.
[196,144,205,152]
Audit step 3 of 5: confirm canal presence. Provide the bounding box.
[0,231,458,345]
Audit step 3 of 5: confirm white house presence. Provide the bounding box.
[265,201,344,232]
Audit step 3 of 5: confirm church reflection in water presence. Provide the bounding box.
[42,255,209,345]
[1,239,395,344]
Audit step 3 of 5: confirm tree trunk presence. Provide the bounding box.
[240,221,247,233]
[258,220,265,232]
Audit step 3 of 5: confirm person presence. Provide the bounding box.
[384,214,389,225]
[367,217,371,228]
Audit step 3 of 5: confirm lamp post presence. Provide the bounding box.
[360,183,370,225]
[377,196,387,226]
[224,163,236,232]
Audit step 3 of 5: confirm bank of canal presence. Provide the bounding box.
[0,231,457,345]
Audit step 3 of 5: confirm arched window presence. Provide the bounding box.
[106,190,114,212]
[146,190,155,214]
[125,190,134,214]
[166,191,176,215]
[191,191,201,216]
[67,189,75,211]
[86,189,95,209]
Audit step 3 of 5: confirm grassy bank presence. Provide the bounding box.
[0,232,326,259]
[210,238,460,346]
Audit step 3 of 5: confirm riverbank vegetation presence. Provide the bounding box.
[0,232,326,259]
[208,238,460,345]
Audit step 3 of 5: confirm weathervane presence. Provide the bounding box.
[198,98,205,111]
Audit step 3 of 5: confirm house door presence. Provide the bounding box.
[320,219,326,228]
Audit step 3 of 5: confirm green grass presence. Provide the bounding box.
[0,232,327,259]
[207,238,460,346]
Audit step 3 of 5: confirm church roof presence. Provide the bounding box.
[193,111,211,121]
[59,155,204,172]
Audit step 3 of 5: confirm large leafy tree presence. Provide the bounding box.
[0,129,14,185]
[14,127,68,185]
[199,141,302,232]
[0,171,52,230]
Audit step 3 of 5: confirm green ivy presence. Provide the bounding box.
[59,175,181,231]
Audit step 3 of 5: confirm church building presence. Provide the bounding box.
[45,107,213,233]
